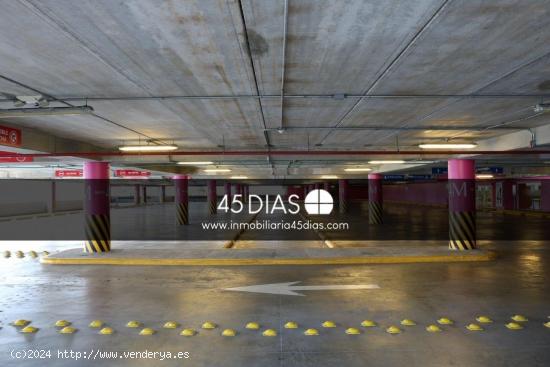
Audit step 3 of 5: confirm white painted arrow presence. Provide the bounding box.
[224,281,380,296]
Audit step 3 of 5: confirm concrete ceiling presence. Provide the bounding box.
[0,0,550,178]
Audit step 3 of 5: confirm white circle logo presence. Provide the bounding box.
[304,189,333,215]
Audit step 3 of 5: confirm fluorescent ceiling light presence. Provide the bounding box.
[0,106,94,117]
[344,168,372,172]
[419,143,477,149]
[476,174,494,179]
[368,160,406,164]
[203,168,231,173]
[320,175,338,179]
[177,161,213,165]
[119,145,178,152]
[230,176,248,179]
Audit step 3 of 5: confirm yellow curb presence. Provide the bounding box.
[41,252,496,266]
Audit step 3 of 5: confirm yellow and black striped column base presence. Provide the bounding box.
[449,210,476,250]
[177,202,189,225]
[339,201,348,214]
[84,214,111,253]
[208,201,217,215]
[368,202,383,224]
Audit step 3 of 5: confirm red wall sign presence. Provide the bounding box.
[0,152,33,163]
[0,125,22,147]
[114,169,151,177]
[55,170,83,177]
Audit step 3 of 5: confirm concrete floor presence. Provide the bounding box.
[1,206,550,366]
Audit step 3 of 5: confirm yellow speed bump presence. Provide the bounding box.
[55,320,71,327]
[126,321,141,328]
[245,322,260,330]
[12,319,30,327]
[543,322,550,328]
[3,250,10,258]
[42,251,50,256]
[99,327,114,335]
[361,320,377,327]
[426,324,442,333]
[476,316,492,324]
[163,321,179,329]
[262,329,277,337]
[59,326,77,334]
[29,251,38,258]
[20,326,39,333]
[400,319,416,326]
[180,328,196,336]
[437,317,453,325]
[89,320,104,328]
[139,328,156,336]
[222,329,237,337]
[15,251,24,258]
[322,321,336,328]
[505,322,523,330]
[201,322,217,330]
[511,315,528,322]
[386,326,402,334]
[466,323,483,331]
[284,321,298,329]
[345,327,361,335]
[304,328,319,336]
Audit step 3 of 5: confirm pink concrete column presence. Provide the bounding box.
[339,179,348,214]
[208,180,217,214]
[83,162,110,253]
[448,159,476,250]
[368,173,383,224]
[323,182,330,191]
[174,175,189,225]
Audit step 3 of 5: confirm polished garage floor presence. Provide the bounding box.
[1,239,550,367]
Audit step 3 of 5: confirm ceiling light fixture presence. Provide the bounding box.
[203,169,231,173]
[230,176,248,179]
[476,174,494,179]
[177,161,213,165]
[320,175,338,179]
[344,168,372,172]
[368,160,406,164]
[419,143,477,149]
[118,145,178,152]
[0,106,94,117]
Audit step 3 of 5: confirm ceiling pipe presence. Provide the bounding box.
[2,150,549,158]
[279,0,288,131]
[264,125,520,132]
[3,94,549,103]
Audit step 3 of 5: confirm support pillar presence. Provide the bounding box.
[368,173,383,224]
[48,181,56,213]
[83,162,110,253]
[174,175,189,225]
[243,184,248,203]
[134,184,141,206]
[323,182,330,191]
[339,179,348,214]
[314,183,321,190]
[448,159,476,250]
[224,182,231,201]
[208,180,217,214]
[541,179,550,212]
[160,186,166,203]
[142,185,147,204]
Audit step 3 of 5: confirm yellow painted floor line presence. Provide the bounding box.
[41,251,496,266]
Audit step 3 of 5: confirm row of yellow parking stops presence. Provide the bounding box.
[9,315,550,336]
[2,250,50,259]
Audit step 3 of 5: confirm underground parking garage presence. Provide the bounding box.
[1,1,550,366]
